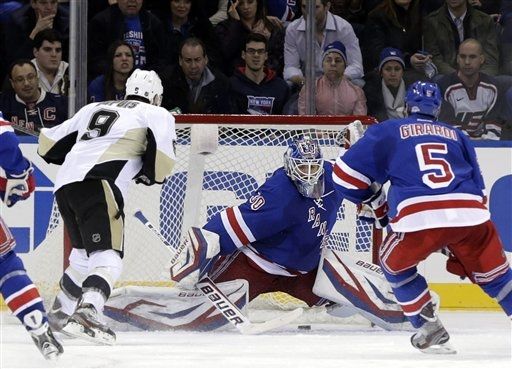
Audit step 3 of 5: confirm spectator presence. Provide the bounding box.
[438,38,507,139]
[500,0,512,75]
[216,0,285,77]
[362,0,430,81]
[3,0,69,66]
[298,40,366,115]
[265,0,299,24]
[329,0,368,38]
[204,0,228,25]
[88,40,135,103]
[0,59,67,134]
[503,86,512,139]
[88,0,117,21]
[284,0,364,89]
[0,1,23,23]
[423,0,500,77]
[421,0,444,15]
[31,28,69,95]
[88,0,167,80]
[158,0,222,69]
[230,33,289,114]
[161,37,230,113]
[468,0,501,18]
[364,47,408,122]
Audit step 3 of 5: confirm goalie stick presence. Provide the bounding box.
[133,209,303,334]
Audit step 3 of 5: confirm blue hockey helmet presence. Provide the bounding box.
[284,136,325,199]
[405,81,442,118]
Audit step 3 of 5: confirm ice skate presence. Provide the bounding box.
[410,303,456,354]
[48,298,71,332]
[30,322,64,360]
[62,302,116,345]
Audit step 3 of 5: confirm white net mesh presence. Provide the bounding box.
[23,122,378,313]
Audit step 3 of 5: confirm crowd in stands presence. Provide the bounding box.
[0,0,510,139]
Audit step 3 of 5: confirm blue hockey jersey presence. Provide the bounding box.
[332,114,489,232]
[204,162,343,275]
[0,115,30,175]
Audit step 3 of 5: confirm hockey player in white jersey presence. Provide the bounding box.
[38,69,177,345]
[0,113,63,360]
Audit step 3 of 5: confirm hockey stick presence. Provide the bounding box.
[133,209,303,334]
[12,124,40,137]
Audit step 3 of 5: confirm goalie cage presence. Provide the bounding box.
[20,114,381,327]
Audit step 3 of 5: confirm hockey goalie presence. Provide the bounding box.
[106,128,424,332]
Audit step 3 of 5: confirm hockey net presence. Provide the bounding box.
[21,114,380,321]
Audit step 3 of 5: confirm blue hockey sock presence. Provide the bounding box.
[382,267,431,328]
[0,251,48,331]
[479,269,512,316]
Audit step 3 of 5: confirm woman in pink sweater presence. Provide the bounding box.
[298,41,367,115]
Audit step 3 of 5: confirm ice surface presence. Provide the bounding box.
[1,311,510,369]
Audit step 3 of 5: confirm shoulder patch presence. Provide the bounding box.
[249,194,265,210]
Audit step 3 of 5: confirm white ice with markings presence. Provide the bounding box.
[0,311,510,368]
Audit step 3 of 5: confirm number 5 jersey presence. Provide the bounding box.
[332,114,490,233]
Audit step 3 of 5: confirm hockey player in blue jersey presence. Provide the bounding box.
[170,135,411,331]
[332,81,512,354]
[0,113,63,360]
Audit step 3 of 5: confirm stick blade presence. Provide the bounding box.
[239,308,304,335]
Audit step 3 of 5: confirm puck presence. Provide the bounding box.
[298,325,311,330]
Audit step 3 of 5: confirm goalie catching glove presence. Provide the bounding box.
[0,163,35,207]
[169,227,220,289]
[336,120,365,150]
[358,183,389,229]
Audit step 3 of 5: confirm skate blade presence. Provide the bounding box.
[62,321,115,346]
[43,348,62,361]
[419,342,457,355]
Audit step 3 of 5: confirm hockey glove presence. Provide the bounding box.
[336,120,365,149]
[0,164,35,207]
[169,227,220,289]
[441,248,468,281]
[361,183,389,229]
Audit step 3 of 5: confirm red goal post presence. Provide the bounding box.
[32,114,381,308]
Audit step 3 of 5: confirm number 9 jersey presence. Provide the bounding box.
[37,100,177,197]
[332,114,489,232]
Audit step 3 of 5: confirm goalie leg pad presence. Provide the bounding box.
[313,248,409,330]
[103,279,249,332]
[169,227,220,288]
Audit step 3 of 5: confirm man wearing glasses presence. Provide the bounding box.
[229,33,289,114]
[0,59,67,135]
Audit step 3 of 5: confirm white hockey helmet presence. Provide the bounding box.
[125,69,163,106]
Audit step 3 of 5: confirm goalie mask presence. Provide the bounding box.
[284,137,325,199]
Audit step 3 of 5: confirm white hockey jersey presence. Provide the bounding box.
[38,100,177,197]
